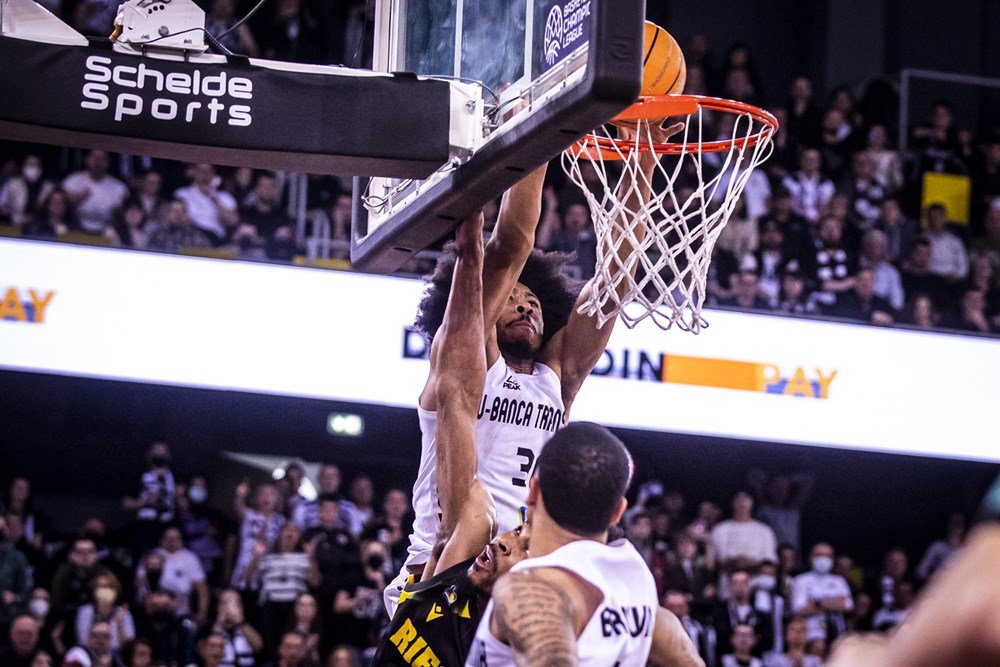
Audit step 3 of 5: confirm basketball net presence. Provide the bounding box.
[562,95,776,333]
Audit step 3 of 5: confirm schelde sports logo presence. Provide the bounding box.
[1,287,55,324]
[543,0,590,68]
[80,56,253,127]
[595,347,838,400]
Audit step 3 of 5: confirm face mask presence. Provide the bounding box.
[147,570,162,591]
[94,586,117,606]
[23,166,42,183]
[753,575,776,591]
[189,486,208,504]
[28,598,49,619]
[365,554,385,571]
[812,556,833,574]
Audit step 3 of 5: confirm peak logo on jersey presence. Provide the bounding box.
[600,605,653,639]
[594,347,838,400]
[387,618,442,667]
[1,288,55,324]
[502,374,521,391]
[81,56,253,127]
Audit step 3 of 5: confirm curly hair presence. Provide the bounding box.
[413,243,582,347]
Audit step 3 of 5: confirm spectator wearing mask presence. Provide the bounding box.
[211,590,263,667]
[359,489,411,574]
[147,528,208,625]
[663,590,716,667]
[0,516,28,631]
[174,164,238,244]
[712,492,778,582]
[747,470,814,553]
[24,589,50,629]
[0,615,39,667]
[763,618,822,667]
[791,542,853,644]
[175,478,226,585]
[62,620,114,667]
[136,590,191,667]
[231,482,286,600]
[824,268,896,326]
[245,522,311,654]
[74,575,134,654]
[859,229,905,311]
[147,199,213,253]
[924,203,968,282]
[330,540,390,650]
[807,215,856,308]
[916,512,965,582]
[713,570,774,658]
[722,624,763,667]
[901,238,950,308]
[339,477,375,538]
[61,150,129,236]
[121,442,176,556]
[49,539,116,649]
[293,465,342,531]
[0,155,54,226]
[752,562,785,655]
[875,198,919,263]
[302,496,355,627]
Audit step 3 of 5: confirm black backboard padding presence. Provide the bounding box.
[351,0,646,273]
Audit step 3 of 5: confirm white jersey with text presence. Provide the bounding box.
[407,357,564,567]
[466,539,657,667]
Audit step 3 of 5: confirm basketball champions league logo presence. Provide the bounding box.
[543,0,591,70]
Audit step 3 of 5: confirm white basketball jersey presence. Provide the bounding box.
[466,539,658,667]
[406,357,564,566]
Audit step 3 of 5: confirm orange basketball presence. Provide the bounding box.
[641,21,686,96]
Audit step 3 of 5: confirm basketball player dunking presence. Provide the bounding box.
[387,121,681,614]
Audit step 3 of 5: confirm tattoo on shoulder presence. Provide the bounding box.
[495,570,578,667]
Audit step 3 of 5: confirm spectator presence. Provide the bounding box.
[359,489,411,573]
[903,293,939,330]
[841,151,885,232]
[791,542,853,644]
[754,220,788,305]
[785,76,822,148]
[871,580,915,631]
[136,590,191,667]
[945,288,996,334]
[844,591,874,633]
[23,189,72,240]
[971,138,1000,227]
[663,590,716,667]
[859,229,905,311]
[746,470,814,554]
[536,189,596,280]
[61,150,129,236]
[706,244,741,305]
[325,646,360,667]
[774,264,816,315]
[175,477,227,586]
[870,548,911,616]
[760,190,811,261]
[901,238,950,308]
[864,126,905,194]
[751,562,785,655]
[763,618,822,667]
[718,270,771,311]
[264,0,318,63]
[25,589,50,628]
[228,224,268,260]
[265,632,315,667]
[970,207,1000,282]
[924,203,968,281]
[783,148,835,223]
[50,539,115,649]
[196,632,226,667]
[807,215,856,307]
[910,100,965,176]
[112,200,151,250]
[824,268,896,326]
[0,615,39,667]
[330,540,389,650]
[626,511,655,568]
[62,620,114,667]
[301,496,355,633]
[916,512,965,582]
[717,200,760,261]
[712,492,778,587]
[149,528,208,625]
[966,254,1000,323]
[662,532,714,603]
[121,443,176,557]
[818,108,855,180]
[713,571,774,657]
[875,197,919,263]
[174,164,238,244]
[74,574,134,654]
[206,0,260,57]
[292,466,342,532]
[133,171,165,221]
[245,522,310,653]
[721,623,763,667]
[284,594,321,663]
[0,155,54,226]
[0,516,29,629]
[147,199,213,253]
[240,172,290,241]
[339,477,375,538]
[118,639,152,667]
[210,589,263,667]
[230,482,285,597]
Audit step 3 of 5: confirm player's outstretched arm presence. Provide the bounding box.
[648,607,705,667]
[490,569,579,667]
[542,122,681,415]
[483,164,549,365]
[425,211,496,578]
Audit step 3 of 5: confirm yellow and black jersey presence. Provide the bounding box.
[372,557,485,667]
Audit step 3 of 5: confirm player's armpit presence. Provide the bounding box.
[491,570,579,667]
[647,607,705,667]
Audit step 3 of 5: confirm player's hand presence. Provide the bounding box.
[455,211,484,254]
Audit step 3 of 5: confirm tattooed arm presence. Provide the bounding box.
[490,569,581,667]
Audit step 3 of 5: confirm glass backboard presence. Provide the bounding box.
[351,0,645,273]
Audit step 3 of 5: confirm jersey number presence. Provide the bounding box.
[511,447,535,487]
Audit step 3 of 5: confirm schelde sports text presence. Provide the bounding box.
[80,56,254,126]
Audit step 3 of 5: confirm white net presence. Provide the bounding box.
[562,98,775,333]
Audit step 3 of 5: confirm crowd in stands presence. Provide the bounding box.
[2,6,999,336]
[0,443,969,667]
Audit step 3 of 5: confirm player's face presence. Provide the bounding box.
[496,283,544,357]
[468,523,531,594]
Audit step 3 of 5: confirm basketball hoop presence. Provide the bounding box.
[562,94,778,333]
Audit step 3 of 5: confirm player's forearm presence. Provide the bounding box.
[648,607,705,667]
[492,164,548,258]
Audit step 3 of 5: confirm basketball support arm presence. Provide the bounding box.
[0,0,481,178]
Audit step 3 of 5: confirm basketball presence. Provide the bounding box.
[641,21,686,96]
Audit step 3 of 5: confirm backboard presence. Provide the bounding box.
[351,0,646,273]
